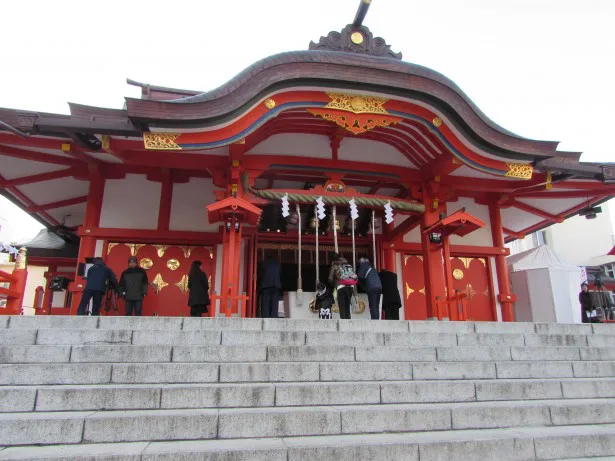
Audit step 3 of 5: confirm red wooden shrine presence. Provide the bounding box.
[0,1,613,321]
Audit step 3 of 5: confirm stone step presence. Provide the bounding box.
[5,328,615,348]
[4,343,615,364]
[5,360,615,386]
[5,315,615,336]
[4,378,615,412]
[3,399,615,445]
[2,424,615,459]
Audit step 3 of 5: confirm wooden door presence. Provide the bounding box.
[402,254,427,320]
[450,257,495,321]
[105,243,216,317]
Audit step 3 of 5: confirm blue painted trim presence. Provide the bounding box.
[178,102,327,149]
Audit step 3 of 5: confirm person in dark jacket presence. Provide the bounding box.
[77,257,119,316]
[357,257,382,320]
[259,258,282,318]
[579,282,594,323]
[380,269,402,320]
[188,261,210,317]
[119,256,149,316]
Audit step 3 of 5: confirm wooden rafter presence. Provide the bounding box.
[27,195,88,213]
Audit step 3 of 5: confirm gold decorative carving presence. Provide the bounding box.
[209,251,214,259]
[175,274,189,295]
[180,246,194,259]
[143,132,181,151]
[465,284,476,299]
[432,117,443,127]
[458,257,473,269]
[482,288,489,297]
[151,273,168,295]
[167,259,180,271]
[419,288,425,295]
[308,109,400,135]
[107,243,119,255]
[324,93,389,114]
[404,255,409,266]
[350,31,364,44]
[478,258,487,267]
[140,258,153,270]
[264,98,276,109]
[406,282,413,299]
[154,245,169,258]
[505,163,533,179]
[453,269,464,280]
[125,244,146,257]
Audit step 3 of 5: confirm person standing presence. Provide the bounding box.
[77,257,119,316]
[188,261,210,317]
[259,258,282,318]
[328,253,357,320]
[579,282,594,323]
[358,257,382,320]
[119,256,149,316]
[379,269,402,320]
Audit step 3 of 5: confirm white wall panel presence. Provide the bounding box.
[248,134,331,158]
[338,138,414,167]
[99,175,161,229]
[169,178,219,232]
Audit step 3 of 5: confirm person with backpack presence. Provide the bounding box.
[77,257,119,316]
[357,257,382,320]
[119,256,149,316]
[328,253,357,319]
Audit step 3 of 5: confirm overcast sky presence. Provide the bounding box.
[0,0,613,240]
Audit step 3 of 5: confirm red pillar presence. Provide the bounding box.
[383,222,397,272]
[70,168,105,314]
[421,187,446,319]
[41,265,57,314]
[219,219,243,317]
[489,202,516,322]
[157,170,172,231]
[6,248,28,315]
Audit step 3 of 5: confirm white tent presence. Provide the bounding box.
[507,245,585,323]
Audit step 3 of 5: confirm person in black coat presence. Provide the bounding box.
[188,261,210,317]
[119,256,149,316]
[259,258,282,318]
[357,257,382,320]
[579,282,593,323]
[77,257,119,316]
[379,269,402,320]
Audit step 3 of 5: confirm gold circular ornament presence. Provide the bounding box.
[350,32,364,45]
[167,259,180,271]
[432,117,443,127]
[453,269,464,280]
[350,96,367,111]
[140,258,153,270]
[264,98,276,109]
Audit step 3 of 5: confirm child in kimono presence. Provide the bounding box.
[315,282,334,319]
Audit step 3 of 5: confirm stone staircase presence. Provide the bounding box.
[1,316,615,460]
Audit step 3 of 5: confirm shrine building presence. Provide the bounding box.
[1,0,613,321]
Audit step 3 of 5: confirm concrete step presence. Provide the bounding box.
[2,424,615,459]
[3,400,615,445]
[4,343,615,365]
[4,328,615,348]
[4,360,610,386]
[5,315,615,336]
[5,378,615,412]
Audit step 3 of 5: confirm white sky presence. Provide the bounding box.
[0,0,614,238]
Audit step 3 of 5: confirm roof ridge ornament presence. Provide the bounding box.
[309,0,402,60]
